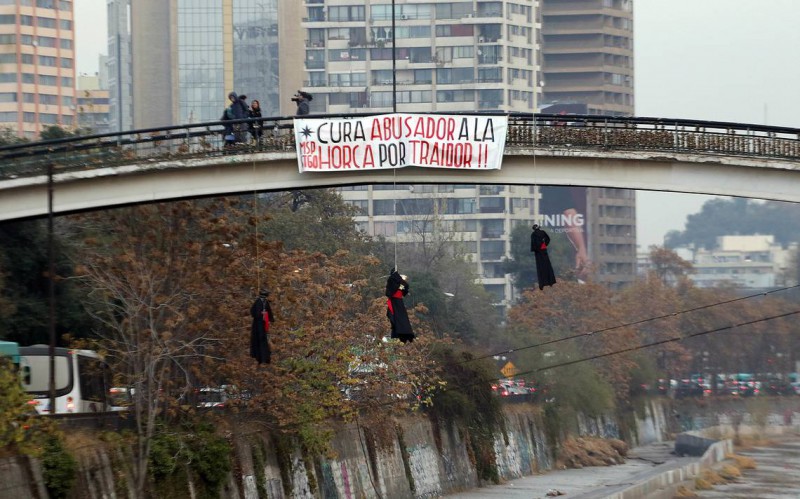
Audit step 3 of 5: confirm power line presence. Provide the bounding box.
[350,308,800,414]
[519,309,800,378]
[462,284,800,366]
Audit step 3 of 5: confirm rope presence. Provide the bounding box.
[393,166,397,271]
[253,159,260,292]
[532,112,538,220]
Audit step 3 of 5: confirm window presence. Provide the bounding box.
[0,34,15,44]
[328,6,365,22]
[37,17,57,29]
[435,24,474,37]
[305,49,325,69]
[39,75,58,86]
[480,241,505,261]
[435,3,474,20]
[0,92,16,103]
[345,199,368,215]
[437,90,474,103]
[374,222,395,236]
[414,69,432,84]
[444,198,476,215]
[479,197,505,213]
[329,72,366,87]
[436,67,474,84]
[38,55,57,67]
[39,36,56,48]
[329,48,366,62]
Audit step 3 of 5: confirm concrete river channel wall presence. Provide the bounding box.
[2,397,799,498]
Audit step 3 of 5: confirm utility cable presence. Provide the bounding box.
[459,283,800,366]
[348,308,800,415]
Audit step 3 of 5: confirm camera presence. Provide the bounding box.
[291,91,312,102]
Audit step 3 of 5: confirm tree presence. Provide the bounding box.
[647,246,694,285]
[258,189,375,257]
[665,198,800,249]
[69,198,448,494]
[0,221,92,344]
[505,223,579,293]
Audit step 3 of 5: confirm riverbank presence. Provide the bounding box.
[445,441,698,499]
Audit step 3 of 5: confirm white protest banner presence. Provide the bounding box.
[294,113,508,173]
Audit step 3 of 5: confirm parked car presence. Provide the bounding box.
[674,379,705,399]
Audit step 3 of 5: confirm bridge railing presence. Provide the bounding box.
[1,113,798,181]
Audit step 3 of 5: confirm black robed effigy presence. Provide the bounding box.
[531,225,557,290]
[385,269,415,343]
[250,290,275,364]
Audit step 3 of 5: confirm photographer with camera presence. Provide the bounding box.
[292,90,312,116]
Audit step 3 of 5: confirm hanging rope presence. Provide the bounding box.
[393,166,398,271]
[253,159,261,292]
[532,111,538,216]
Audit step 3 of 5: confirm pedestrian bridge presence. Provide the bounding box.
[0,113,798,222]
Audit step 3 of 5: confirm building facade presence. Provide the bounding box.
[106,0,287,129]
[540,0,634,116]
[674,236,798,290]
[540,0,637,289]
[0,0,76,138]
[76,73,111,135]
[300,0,540,114]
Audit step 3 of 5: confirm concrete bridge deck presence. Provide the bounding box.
[1,113,799,221]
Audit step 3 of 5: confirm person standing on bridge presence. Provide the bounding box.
[292,91,312,116]
[531,224,557,290]
[223,92,249,145]
[250,289,275,364]
[248,99,263,144]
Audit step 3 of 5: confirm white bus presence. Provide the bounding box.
[19,346,111,414]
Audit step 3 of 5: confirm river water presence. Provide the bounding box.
[696,438,800,498]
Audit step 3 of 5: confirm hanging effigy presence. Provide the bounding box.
[385,269,415,343]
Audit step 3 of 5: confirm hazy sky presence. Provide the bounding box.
[73,0,800,248]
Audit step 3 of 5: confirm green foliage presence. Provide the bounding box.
[41,436,77,499]
[0,127,28,146]
[543,350,615,418]
[251,440,268,498]
[665,198,800,249]
[148,422,232,499]
[504,224,574,292]
[0,358,52,456]
[426,346,503,483]
[0,221,92,344]
[259,189,375,257]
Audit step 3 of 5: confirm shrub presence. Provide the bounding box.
[41,436,77,499]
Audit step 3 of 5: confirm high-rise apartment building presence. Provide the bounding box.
[302,1,542,312]
[301,0,540,113]
[540,0,637,289]
[0,0,76,138]
[540,0,634,116]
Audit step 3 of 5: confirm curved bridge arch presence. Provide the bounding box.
[1,113,798,221]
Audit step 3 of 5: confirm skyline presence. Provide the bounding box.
[72,1,800,249]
